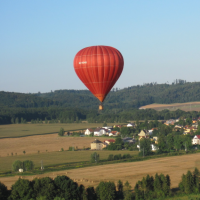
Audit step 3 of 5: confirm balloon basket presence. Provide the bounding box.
[99,104,103,110]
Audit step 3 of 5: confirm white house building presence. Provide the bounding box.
[192,135,200,145]
[102,126,112,131]
[137,144,158,151]
[127,123,135,127]
[94,128,107,136]
[84,128,94,136]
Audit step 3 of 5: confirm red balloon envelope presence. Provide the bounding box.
[73,45,124,104]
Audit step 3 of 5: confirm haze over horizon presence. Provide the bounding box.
[1,1,200,93]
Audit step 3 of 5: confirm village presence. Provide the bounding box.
[83,118,200,151]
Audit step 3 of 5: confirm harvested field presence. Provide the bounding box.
[0,133,111,157]
[1,153,200,190]
[139,102,200,111]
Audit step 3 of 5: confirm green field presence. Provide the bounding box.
[0,150,138,173]
[0,123,119,138]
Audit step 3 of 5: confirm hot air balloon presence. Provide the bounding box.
[73,45,124,110]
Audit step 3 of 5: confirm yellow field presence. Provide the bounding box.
[140,102,200,111]
[1,153,200,190]
[0,123,118,138]
[0,132,119,157]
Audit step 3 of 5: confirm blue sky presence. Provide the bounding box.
[1,0,200,93]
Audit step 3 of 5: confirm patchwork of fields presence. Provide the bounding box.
[1,123,200,191]
[1,153,200,190]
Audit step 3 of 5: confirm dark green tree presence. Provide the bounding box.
[86,187,96,200]
[120,127,131,137]
[12,160,23,172]
[193,168,200,193]
[0,182,9,200]
[103,122,107,127]
[139,138,152,156]
[157,134,167,153]
[23,160,34,171]
[90,152,100,163]
[86,187,97,200]
[9,178,34,200]
[58,128,65,136]
[185,170,194,194]
[174,135,182,151]
[32,177,56,200]
[123,181,132,200]
[117,180,123,199]
[54,175,81,200]
[166,133,174,152]
[96,181,116,200]
[108,154,114,161]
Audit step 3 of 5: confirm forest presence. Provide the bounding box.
[1,80,200,124]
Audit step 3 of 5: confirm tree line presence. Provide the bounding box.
[1,168,200,200]
[1,106,200,125]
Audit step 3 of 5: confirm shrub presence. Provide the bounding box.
[108,154,114,161]
[58,128,65,136]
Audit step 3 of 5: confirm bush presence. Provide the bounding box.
[108,154,114,161]
[122,154,131,159]
[68,147,74,151]
[114,154,121,160]
[58,128,64,136]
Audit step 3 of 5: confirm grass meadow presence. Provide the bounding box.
[0,123,118,138]
[0,150,138,173]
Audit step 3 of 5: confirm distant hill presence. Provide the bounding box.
[1,80,200,110]
[0,91,58,108]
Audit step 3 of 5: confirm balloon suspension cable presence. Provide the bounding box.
[99,103,103,111]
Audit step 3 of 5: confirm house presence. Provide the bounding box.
[164,119,176,126]
[91,139,104,150]
[109,131,119,137]
[148,130,153,135]
[192,135,200,145]
[84,128,94,136]
[192,123,198,129]
[151,144,158,151]
[102,126,113,131]
[137,144,158,151]
[152,136,158,144]
[193,119,197,124]
[138,130,149,140]
[94,128,107,136]
[113,124,122,128]
[104,139,115,145]
[183,126,197,134]
[127,123,135,127]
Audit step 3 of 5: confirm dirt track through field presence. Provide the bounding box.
[1,153,200,190]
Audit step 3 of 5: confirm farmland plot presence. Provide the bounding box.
[1,153,200,190]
